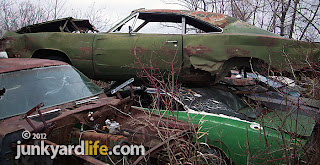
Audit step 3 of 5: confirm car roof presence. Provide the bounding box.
[0,58,68,73]
[134,9,236,28]
[16,17,98,34]
[133,9,277,36]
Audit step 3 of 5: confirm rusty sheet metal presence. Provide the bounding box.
[73,129,129,147]
[0,58,68,73]
[183,33,320,80]
[221,77,256,86]
[0,94,118,139]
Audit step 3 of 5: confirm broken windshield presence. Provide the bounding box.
[0,65,102,119]
[178,87,250,119]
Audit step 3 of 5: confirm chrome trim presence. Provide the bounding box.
[108,13,140,33]
[28,108,61,118]
[75,96,99,105]
[111,78,134,94]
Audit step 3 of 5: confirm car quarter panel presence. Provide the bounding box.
[183,33,320,75]
[2,32,96,77]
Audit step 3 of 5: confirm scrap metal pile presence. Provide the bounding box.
[0,59,197,165]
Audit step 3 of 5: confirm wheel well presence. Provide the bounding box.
[32,49,72,64]
[215,57,269,82]
[200,143,233,165]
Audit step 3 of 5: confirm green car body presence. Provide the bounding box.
[1,9,319,83]
[142,86,317,164]
[152,110,306,164]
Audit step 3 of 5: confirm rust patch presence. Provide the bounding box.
[23,36,31,53]
[184,45,212,57]
[226,47,250,57]
[1,37,16,41]
[73,129,128,147]
[80,47,91,54]
[159,47,176,56]
[0,58,68,73]
[222,77,255,86]
[135,46,148,54]
[257,36,276,47]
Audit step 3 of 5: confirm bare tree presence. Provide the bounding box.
[289,0,300,38]
[46,0,67,19]
[297,1,320,41]
[0,0,110,36]
[16,1,48,28]
[0,0,48,35]
[71,2,109,31]
[163,0,320,41]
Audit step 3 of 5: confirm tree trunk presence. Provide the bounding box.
[289,0,299,39]
[279,0,292,36]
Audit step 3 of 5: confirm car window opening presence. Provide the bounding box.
[113,12,222,34]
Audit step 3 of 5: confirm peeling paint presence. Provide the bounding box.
[226,47,251,57]
[184,45,212,57]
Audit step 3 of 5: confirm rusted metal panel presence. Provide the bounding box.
[0,58,68,73]
[222,77,255,86]
[72,129,129,147]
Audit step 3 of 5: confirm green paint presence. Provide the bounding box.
[147,109,307,165]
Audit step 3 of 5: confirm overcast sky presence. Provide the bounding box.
[67,0,184,29]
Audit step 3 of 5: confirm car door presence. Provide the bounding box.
[92,13,183,81]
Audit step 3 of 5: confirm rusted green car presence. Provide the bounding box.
[1,9,319,83]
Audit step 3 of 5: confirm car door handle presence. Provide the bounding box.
[166,40,178,47]
[166,40,178,43]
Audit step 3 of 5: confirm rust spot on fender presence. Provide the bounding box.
[134,46,148,54]
[80,47,91,54]
[184,45,212,57]
[226,47,250,57]
[257,36,276,47]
